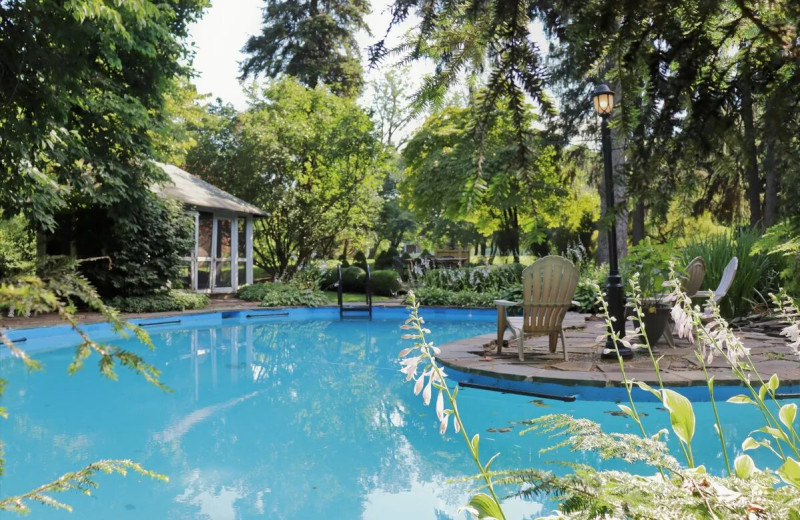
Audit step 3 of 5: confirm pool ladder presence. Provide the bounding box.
[337,264,372,318]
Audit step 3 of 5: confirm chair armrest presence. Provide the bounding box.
[493,299,520,306]
[692,290,714,299]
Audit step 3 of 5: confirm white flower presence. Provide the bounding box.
[436,390,445,421]
[401,356,421,381]
[439,413,450,435]
[413,371,426,394]
[422,376,432,405]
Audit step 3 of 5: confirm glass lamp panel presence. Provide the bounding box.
[593,93,614,114]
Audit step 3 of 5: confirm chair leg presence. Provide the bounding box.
[496,306,507,354]
[560,330,568,361]
[518,332,525,361]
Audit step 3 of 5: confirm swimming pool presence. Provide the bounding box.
[2,307,797,519]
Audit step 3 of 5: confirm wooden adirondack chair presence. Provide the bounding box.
[494,256,580,361]
[695,256,738,305]
[683,256,707,297]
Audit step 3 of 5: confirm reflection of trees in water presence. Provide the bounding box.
[0,316,513,519]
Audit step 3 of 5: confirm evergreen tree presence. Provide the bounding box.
[241,0,370,98]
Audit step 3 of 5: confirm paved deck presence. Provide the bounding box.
[437,312,800,392]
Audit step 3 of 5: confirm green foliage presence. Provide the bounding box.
[340,266,366,292]
[374,246,400,270]
[422,264,523,293]
[290,261,334,290]
[405,287,503,308]
[238,282,328,307]
[185,78,387,278]
[401,104,562,259]
[352,250,368,270]
[240,0,369,97]
[71,196,195,298]
[681,227,778,317]
[0,0,207,231]
[754,220,800,297]
[573,263,607,313]
[620,239,675,305]
[0,459,166,514]
[0,213,36,277]
[370,269,401,296]
[107,291,209,313]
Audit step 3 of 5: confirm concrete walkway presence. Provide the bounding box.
[436,312,800,392]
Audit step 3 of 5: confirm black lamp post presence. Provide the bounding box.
[593,83,632,360]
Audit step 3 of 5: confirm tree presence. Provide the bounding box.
[377,0,800,250]
[185,78,387,277]
[240,0,369,98]
[401,101,563,262]
[0,0,207,232]
[368,68,417,148]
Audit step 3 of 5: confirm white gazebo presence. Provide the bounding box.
[154,163,267,294]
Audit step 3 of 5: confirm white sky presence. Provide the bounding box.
[187,0,428,110]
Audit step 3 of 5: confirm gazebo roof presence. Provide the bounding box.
[153,162,267,217]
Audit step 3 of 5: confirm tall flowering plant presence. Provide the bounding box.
[399,292,507,520]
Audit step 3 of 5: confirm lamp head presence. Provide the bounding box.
[593,83,615,115]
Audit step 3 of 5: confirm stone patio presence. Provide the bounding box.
[436,312,800,391]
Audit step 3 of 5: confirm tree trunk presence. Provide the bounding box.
[740,73,762,227]
[632,201,645,245]
[762,95,780,229]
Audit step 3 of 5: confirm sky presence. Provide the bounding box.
[187,0,426,111]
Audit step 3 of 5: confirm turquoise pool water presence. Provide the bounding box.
[1,308,797,519]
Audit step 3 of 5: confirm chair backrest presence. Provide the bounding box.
[683,256,706,297]
[521,256,580,334]
[713,257,738,302]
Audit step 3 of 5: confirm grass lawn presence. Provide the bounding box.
[324,291,392,303]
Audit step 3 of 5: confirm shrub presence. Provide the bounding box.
[0,212,35,277]
[353,250,368,270]
[290,261,334,290]
[108,290,209,313]
[370,269,401,296]
[680,227,778,317]
[340,265,366,292]
[422,263,523,293]
[404,287,503,308]
[319,266,339,290]
[75,196,194,297]
[374,246,400,270]
[237,282,329,307]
